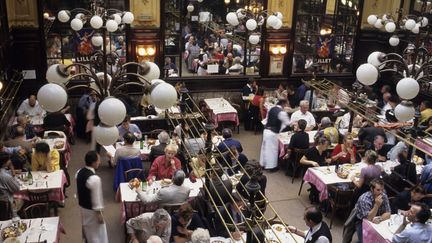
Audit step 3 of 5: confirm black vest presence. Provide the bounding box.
[306,222,332,243]
[76,167,95,210]
[265,106,283,133]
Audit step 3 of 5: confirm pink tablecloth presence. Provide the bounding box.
[415,138,432,155]
[303,168,331,201]
[14,170,68,203]
[210,112,239,128]
[362,219,391,243]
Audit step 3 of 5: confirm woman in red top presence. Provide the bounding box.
[250,87,267,119]
[147,144,182,184]
[331,134,357,164]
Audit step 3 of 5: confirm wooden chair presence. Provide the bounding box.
[160,202,183,214]
[124,168,146,182]
[26,189,57,216]
[123,201,158,243]
[0,200,12,220]
[23,202,50,219]
[291,148,309,184]
[326,184,355,228]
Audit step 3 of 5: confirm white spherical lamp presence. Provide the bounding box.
[412,24,420,34]
[367,51,384,68]
[139,62,160,83]
[106,19,118,32]
[112,14,122,24]
[37,83,68,112]
[367,15,378,25]
[90,15,103,29]
[236,9,246,19]
[248,34,260,45]
[57,10,70,23]
[389,35,400,46]
[273,19,283,29]
[122,12,134,24]
[385,22,396,32]
[275,12,283,20]
[374,19,383,29]
[70,18,83,31]
[394,101,415,122]
[197,0,203,2]
[94,125,119,146]
[267,15,278,28]
[396,77,419,100]
[246,19,257,31]
[356,63,378,86]
[405,19,416,30]
[46,64,69,84]
[226,12,239,26]
[150,82,177,109]
[98,97,126,126]
[187,4,194,12]
[421,17,429,27]
[91,34,103,47]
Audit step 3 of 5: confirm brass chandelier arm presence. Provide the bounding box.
[66,84,103,98]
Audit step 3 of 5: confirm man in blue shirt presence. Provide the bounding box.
[392,203,432,243]
[117,115,142,140]
[216,128,242,153]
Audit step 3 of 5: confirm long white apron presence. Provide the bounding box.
[259,129,279,169]
[81,208,108,243]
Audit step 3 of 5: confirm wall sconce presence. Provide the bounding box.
[270,44,287,55]
[136,44,156,62]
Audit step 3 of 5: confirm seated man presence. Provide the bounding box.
[315,117,339,144]
[214,192,247,240]
[358,123,386,147]
[392,203,432,243]
[216,128,242,153]
[0,152,20,214]
[15,115,36,139]
[300,137,331,168]
[117,115,142,140]
[126,208,171,243]
[392,186,427,214]
[208,165,233,207]
[43,111,71,131]
[137,170,190,205]
[149,131,170,162]
[170,202,205,243]
[288,206,332,243]
[353,178,391,241]
[113,132,141,167]
[369,135,393,161]
[31,142,60,172]
[147,144,182,184]
[17,94,46,117]
[290,100,316,131]
[222,146,248,175]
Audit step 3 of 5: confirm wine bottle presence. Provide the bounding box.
[27,170,33,185]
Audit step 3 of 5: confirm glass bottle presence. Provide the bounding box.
[27,170,33,185]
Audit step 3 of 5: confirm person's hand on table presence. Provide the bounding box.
[311,161,320,167]
[232,231,244,241]
[372,216,382,224]
[287,225,297,233]
[147,178,153,186]
[325,158,332,164]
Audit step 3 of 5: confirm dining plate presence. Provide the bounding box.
[271,224,286,233]
[1,226,20,240]
[210,237,229,243]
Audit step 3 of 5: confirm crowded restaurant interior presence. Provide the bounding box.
[1,0,432,243]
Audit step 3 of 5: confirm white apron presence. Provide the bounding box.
[259,129,279,169]
[81,208,108,243]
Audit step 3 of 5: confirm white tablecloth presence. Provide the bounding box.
[205,98,237,115]
[363,214,403,243]
[104,140,161,160]
[0,217,60,243]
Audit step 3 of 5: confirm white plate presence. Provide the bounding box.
[271,224,286,234]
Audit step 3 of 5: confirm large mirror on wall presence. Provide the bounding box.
[163,0,263,78]
[292,0,359,75]
[43,0,127,75]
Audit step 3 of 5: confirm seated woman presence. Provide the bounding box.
[171,202,205,243]
[249,87,267,120]
[113,132,141,167]
[31,142,60,172]
[352,150,382,196]
[236,160,267,201]
[147,144,182,184]
[300,137,331,168]
[331,134,357,164]
[274,82,287,101]
[392,185,426,214]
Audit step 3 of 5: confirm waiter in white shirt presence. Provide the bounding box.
[17,94,46,117]
[76,151,108,243]
[290,100,316,131]
[259,99,290,171]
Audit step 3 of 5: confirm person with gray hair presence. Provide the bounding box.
[147,235,163,243]
[127,208,171,243]
[191,228,210,243]
[290,100,316,131]
[149,131,170,162]
[137,170,190,205]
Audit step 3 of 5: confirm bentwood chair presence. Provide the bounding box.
[327,184,355,228]
[291,148,309,184]
[124,168,146,182]
[22,202,51,219]
[26,189,58,216]
[0,200,12,220]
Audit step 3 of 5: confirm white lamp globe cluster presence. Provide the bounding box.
[367,14,429,46]
[57,10,134,33]
[226,10,283,44]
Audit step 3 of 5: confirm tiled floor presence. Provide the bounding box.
[58,127,348,242]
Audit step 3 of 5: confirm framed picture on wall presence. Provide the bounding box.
[269,56,284,75]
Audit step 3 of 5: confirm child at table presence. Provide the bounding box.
[31,142,60,172]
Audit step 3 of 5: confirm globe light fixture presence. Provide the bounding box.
[94,125,119,146]
[396,77,420,100]
[356,63,378,85]
[394,101,416,122]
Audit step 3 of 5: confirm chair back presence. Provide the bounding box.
[27,189,51,202]
[293,148,309,162]
[160,202,183,214]
[0,200,12,220]
[113,157,143,191]
[124,168,146,182]
[254,198,268,216]
[23,202,50,219]
[328,185,354,207]
[123,201,157,222]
